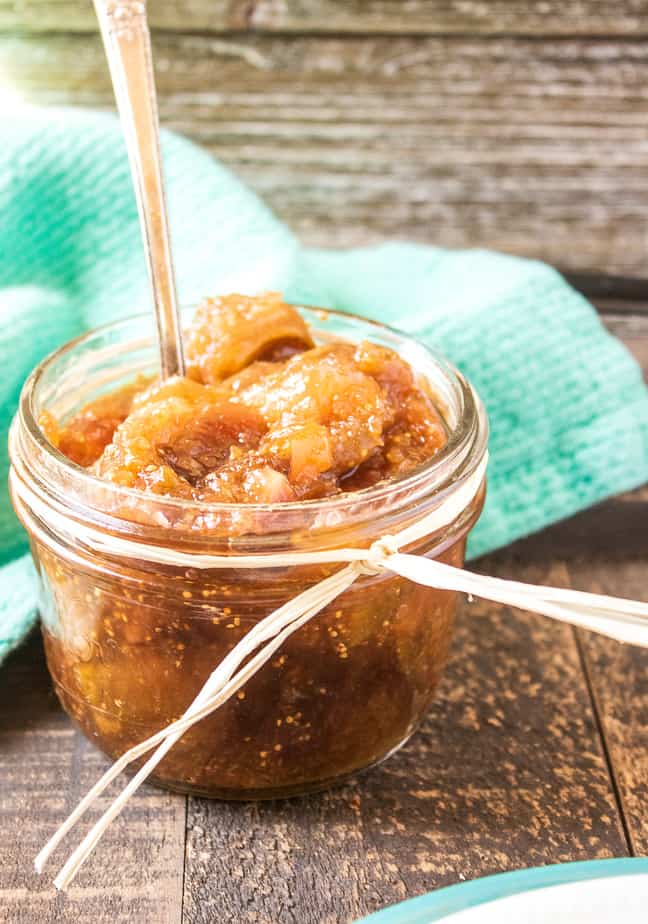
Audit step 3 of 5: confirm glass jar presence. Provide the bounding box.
[9,308,487,800]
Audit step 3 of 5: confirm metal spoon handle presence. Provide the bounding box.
[94,0,185,378]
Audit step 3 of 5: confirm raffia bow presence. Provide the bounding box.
[11,452,648,889]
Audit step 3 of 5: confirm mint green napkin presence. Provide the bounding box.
[2,107,647,664]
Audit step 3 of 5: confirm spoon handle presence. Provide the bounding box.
[94,0,185,378]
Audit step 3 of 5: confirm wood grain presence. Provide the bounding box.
[0,634,186,924]
[3,32,648,275]
[182,563,627,924]
[1,0,647,35]
[570,320,648,857]
[488,500,648,860]
[578,585,648,856]
[575,608,648,856]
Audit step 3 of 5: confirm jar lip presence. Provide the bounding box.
[14,305,488,534]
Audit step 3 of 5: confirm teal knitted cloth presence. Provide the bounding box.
[2,107,648,665]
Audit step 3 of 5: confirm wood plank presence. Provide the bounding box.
[0,633,186,923]
[182,560,627,923]
[3,33,648,275]
[493,501,648,858]
[565,273,648,307]
[1,0,647,36]
[577,575,648,856]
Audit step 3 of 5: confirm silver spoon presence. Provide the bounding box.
[93,0,185,378]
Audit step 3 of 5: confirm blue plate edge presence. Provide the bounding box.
[356,857,648,924]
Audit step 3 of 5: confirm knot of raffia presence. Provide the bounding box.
[355,534,401,576]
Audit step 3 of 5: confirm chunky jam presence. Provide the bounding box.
[43,294,447,503]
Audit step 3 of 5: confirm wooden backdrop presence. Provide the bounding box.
[1,2,647,276]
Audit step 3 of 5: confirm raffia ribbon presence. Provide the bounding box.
[14,453,648,889]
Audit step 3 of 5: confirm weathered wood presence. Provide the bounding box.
[566,274,648,307]
[578,584,648,856]
[3,32,648,275]
[0,634,186,924]
[492,502,648,859]
[182,562,627,924]
[570,317,648,856]
[1,0,647,36]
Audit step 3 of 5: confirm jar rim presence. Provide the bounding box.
[11,305,488,544]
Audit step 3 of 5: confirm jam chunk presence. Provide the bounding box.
[234,345,388,495]
[186,292,314,384]
[95,388,267,497]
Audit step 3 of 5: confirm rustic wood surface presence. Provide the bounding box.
[2,0,648,35]
[1,300,647,922]
[2,5,648,274]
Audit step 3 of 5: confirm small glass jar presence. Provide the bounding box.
[9,308,487,799]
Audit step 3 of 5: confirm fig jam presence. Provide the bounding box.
[16,297,485,798]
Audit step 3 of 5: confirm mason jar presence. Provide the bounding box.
[9,308,487,799]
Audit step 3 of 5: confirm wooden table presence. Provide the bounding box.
[1,298,647,922]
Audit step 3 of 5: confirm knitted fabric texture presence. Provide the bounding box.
[2,107,647,665]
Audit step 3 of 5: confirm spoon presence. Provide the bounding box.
[93,0,185,378]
